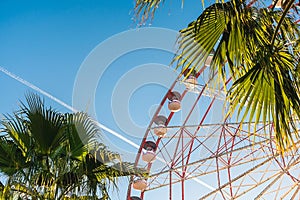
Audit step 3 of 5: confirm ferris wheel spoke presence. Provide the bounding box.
[148,136,272,180]
[254,156,300,199]
[128,56,300,199]
[290,185,300,200]
[281,182,299,199]
[200,155,276,199]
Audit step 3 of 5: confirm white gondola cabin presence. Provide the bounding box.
[142,141,157,163]
[153,115,168,137]
[168,91,181,112]
[132,178,147,191]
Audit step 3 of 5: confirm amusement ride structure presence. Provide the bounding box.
[127,1,300,199]
[126,55,300,199]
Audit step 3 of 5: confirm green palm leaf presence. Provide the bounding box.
[1,114,31,156]
[64,112,98,160]
[0,136,28,176]
[135,0,165,22]
[0,93,145,199]
[21,94,65,155]
[134,0,186,23]
[174,0,300,150]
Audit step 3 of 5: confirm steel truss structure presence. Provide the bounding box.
[126,62,300,199]
[127,1,300,198]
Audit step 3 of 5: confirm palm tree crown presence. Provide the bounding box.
[135,0,300,151]
[0,94,145,199]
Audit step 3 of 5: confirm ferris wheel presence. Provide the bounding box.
[125,50,300,199]
[125,1,300,199]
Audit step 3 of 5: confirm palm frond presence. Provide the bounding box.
[1,114,30,156]
[134,0,165,22]
[0,136,28,176]
[64,112,99,160]
[134,0,187,23]
[0,93,139,198]
[174,0,300,150]
[20,94,65,155]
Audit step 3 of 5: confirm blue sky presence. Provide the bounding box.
[2,1,297,200]
[0,0,204,199]
[0,0,201,115]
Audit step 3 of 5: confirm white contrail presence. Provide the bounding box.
[0,66,216,194]
[0,66,141,149]
[0,66,75,112]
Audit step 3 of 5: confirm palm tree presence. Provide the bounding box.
[134,0,300,152]
[0,94,145,199]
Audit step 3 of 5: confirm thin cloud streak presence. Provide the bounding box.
[0,66,216,194]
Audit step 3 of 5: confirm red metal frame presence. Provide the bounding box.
[127,65,300,199]
[127,2,300,199]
